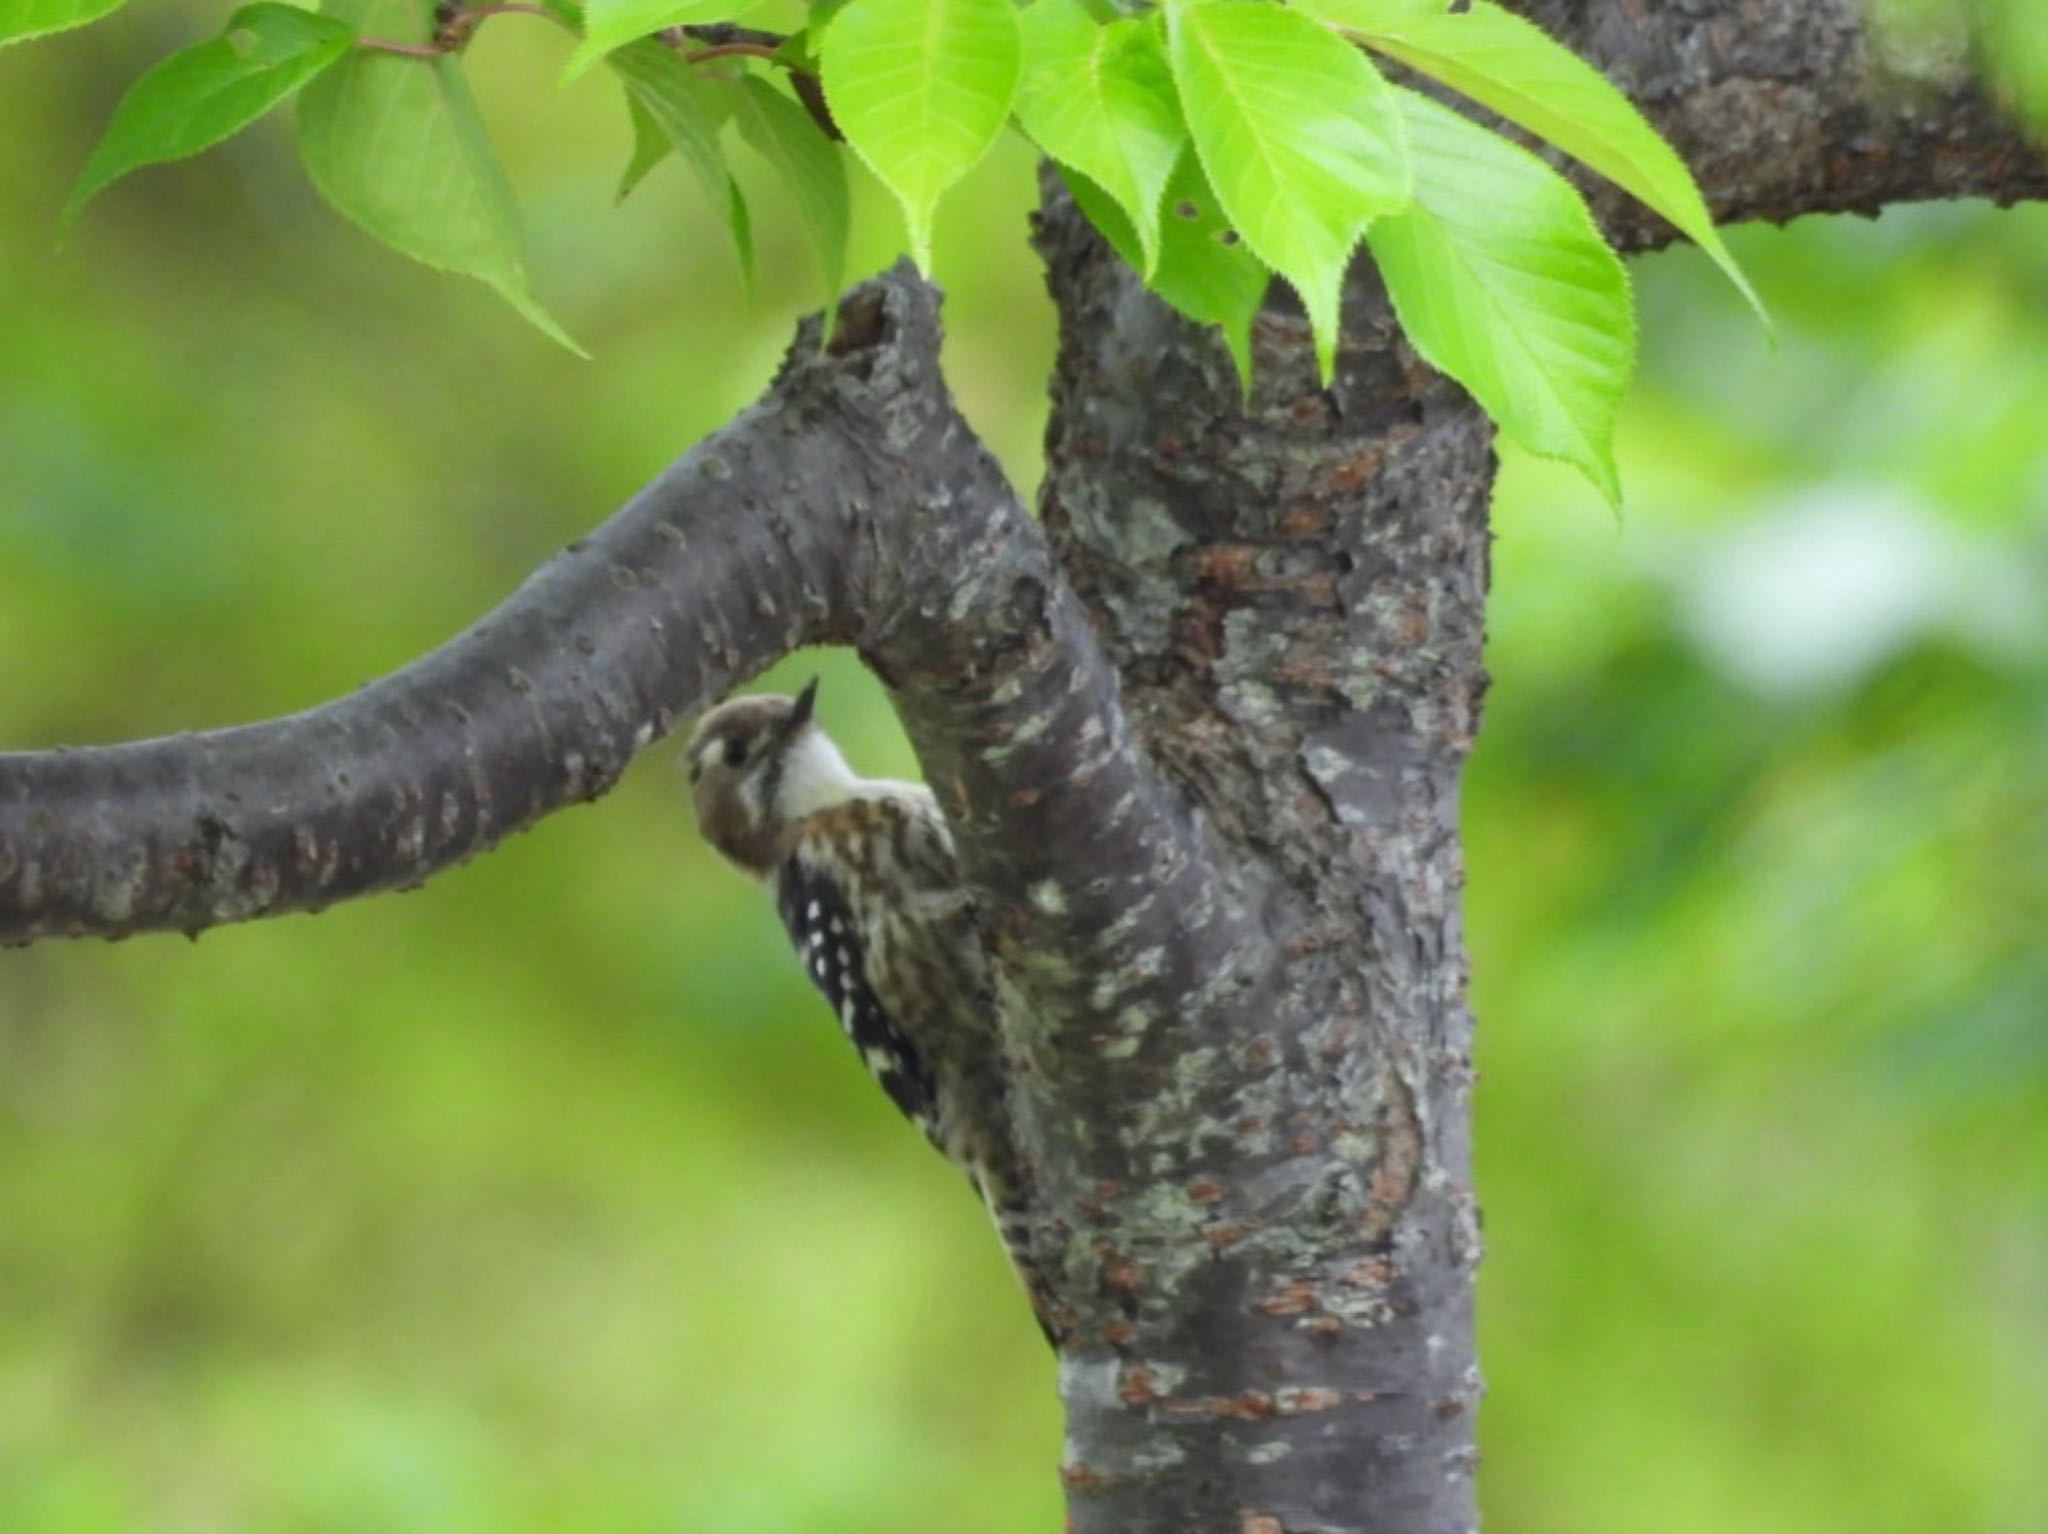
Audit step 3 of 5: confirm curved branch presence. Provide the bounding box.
[0,268,1250,1023]
[1524,0,2048,242]
[0,271,899,942]
[860,420,1268,1032]
[0,291,896,943]
[792,285,1266,1027]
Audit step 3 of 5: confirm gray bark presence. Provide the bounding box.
[2,3,2042,1530]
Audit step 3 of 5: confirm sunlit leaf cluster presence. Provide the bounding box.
[8,0,1767,503]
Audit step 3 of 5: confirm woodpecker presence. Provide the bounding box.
[684,680,1053,1342]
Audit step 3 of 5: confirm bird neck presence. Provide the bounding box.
[770,728,862,822]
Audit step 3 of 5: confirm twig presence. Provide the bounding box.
[357,35,447,57]
[684,41,780,64]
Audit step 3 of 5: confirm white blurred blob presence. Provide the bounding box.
[1662,486,2043,696]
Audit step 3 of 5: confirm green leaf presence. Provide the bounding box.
[1015,2,1183,278]
[1298,0,1767,328]
[564,0,759,81]
[0,0,123,48]
[733,75,850,335]
[820,0,1021,271]
[1065,151,1268,388]
[65,5,355,225]
[1293,0,1447,18]
[1365,88,1634,506]
[777,0,850,71]
[1167,0,1408,382]
[728,172,754,296]
[298,0,582,352]
[607,40,750,281]
[616,91,671,202]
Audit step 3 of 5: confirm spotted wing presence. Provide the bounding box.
[777,793,1057,1345]
[775,853,939,1139]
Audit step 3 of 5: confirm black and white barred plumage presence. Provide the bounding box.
[684,682,1051,1342]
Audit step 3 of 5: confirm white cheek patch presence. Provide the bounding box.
[774,731,859,819]
[740,773,768,821]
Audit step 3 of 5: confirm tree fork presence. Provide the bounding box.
[3,2,2047,1531]
[0,273,1222,974]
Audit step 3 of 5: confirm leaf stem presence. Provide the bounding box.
[358,2,566,56]
[684,41,781,64]
[357,35,448,56]
[436,0,567,49]
[679,22,786,51]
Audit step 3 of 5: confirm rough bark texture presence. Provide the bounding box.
[1027,191,1492,1533]
[1533,0,2048,238]
[2,3,2044,1531]
[1015,8,2048,1525]
[0,282,1218,971]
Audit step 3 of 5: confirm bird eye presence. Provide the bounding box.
[723,737,748,768]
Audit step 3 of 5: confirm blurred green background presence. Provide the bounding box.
[3,9,2046,1532]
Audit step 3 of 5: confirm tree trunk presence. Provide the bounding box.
[1026,194,1490,1533]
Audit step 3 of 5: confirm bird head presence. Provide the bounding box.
[684,679,849,876]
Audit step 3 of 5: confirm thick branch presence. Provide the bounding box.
[0,269,1232,989]
[1528,0,2048,241]
[861,459,1268,1032]
[0,317,879,941]
[1020,177,1492,1532]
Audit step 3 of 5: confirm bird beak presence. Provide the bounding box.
[788,676,819,731]
[776,676,819,747]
